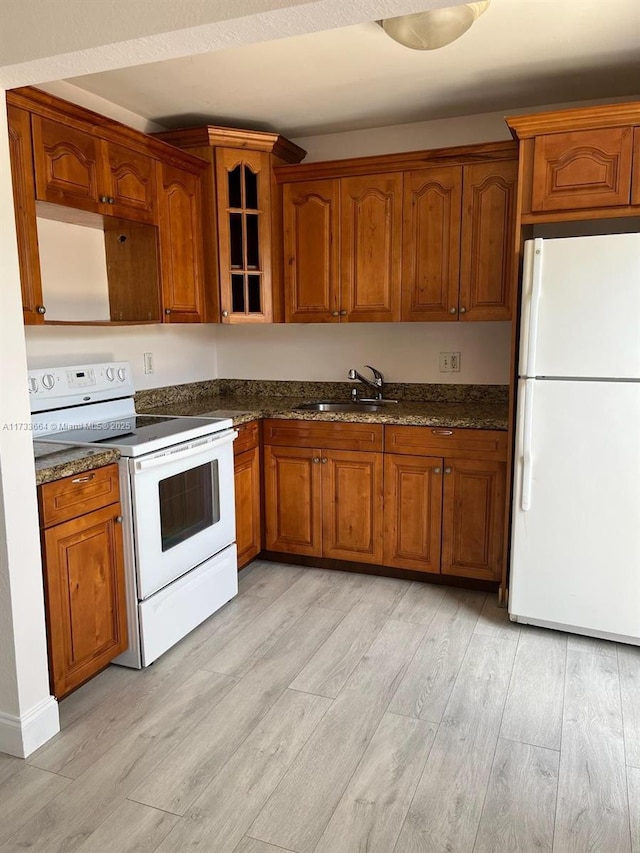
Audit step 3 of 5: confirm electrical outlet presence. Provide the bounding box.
[143,352,154,374]
[439,351,461,373]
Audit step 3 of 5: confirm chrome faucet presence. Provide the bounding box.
[348,365,384,401]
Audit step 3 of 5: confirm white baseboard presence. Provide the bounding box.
[0,696,59,758]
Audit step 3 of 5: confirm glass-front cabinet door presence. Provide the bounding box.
[216,148,273,323]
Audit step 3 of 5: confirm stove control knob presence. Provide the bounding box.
[105,367,115,381]
[41,374,55,390]
[28,377,38,394]
[117,367,127,382]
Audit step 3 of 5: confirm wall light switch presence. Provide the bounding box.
[439,352,461,373]
[144,352,154,374]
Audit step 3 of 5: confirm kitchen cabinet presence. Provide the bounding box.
[263,420,384,563]
[402,159,516,322]
[102,140,156,223]
[153,125,306,323]
[156,160,206,323]
[234,420,262,569]
[506,103,640,222]
[38,464,128,698]
[384,426,507,581]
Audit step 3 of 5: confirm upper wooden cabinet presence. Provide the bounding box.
[278,141,517,323]
[507,102,640,222]
[103,140,156,223]
[153,125,306,323]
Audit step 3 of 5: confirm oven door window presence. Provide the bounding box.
[158,460,220,552]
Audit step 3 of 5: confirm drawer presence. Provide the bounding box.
[385,426,507,461]
[39,463,120,528]
[263,419,383,452]
[234,420,260,456]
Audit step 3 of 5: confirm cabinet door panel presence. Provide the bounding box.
[531,127,633,212]
[383,454,442,573]
[283,179,340,322]
[459,160,517,321]
[43,504,127,698]
[32,115,100,211]
[7,105,45,324]
[157,161,204,322]
[441,458,505,581]
[322,450,383,564]
[341,173,402,322]
[264,445,322,556]
[104,141,156,222]
[234,446,262,569]
[402,167,461,321]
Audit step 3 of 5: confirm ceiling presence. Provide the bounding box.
[65,0,640,137]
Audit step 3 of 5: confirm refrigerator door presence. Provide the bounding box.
[510,378,640,643]
[519,233,640,379]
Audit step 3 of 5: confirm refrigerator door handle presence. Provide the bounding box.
[521,379,535,511]
[522,238,544,377]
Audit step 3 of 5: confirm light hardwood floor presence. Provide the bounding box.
[1,560,638,853]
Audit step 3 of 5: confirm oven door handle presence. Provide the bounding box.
[133,429,237,471]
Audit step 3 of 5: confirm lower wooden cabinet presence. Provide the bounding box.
[38,464,128,698]
[264,444,383,563]
[234,421,263,569]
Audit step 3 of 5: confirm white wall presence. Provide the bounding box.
[216,322,510,384]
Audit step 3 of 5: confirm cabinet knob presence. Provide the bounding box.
[339,310,347,316]
[434,467,442,474]
[99,195,108,203]
[165,308,171,315]
[108,197,115,204]
[449,307,457,314]
[115,515,123,523]
[312,457,320,464]
[36,305,46,315]
[444,467,452,474]
[222,310,229,318]
[459,307,466,314]
[331,311,339,317]
[321,457,328,464]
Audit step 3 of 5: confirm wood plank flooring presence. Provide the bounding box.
[1,559,637,853]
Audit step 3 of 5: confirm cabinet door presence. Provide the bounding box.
[322,450,383,564]
[216,148,273,323]
[459,160,517,321]
[31,115,101,211]
[156,161,205,322]
[383,454,442,573]
[283,179,340,322]
[531,127,633,212]
[42,503,128,698]
[340,173,402,322]
[441,458,505,581]
[264,445,322,556]
[103,141,156,223]
[7,106,45,324]
[234,446,262,569]
[402,167,461,321]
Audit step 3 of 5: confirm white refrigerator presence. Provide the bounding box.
[509,233,640,645]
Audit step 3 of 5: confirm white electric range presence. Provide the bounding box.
[30,361,238,668]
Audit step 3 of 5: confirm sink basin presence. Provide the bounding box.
[295,402,382,413]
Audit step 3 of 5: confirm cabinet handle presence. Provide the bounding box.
[339,310,347,316]
[115,516,123,523]
[434,467,442,473]
[444,467,452,474]
[36,305,46,315]
[432,429,453,436]
[331,311,339,317]
[71,474,95,484]
[449,307,457,314]
[312,457,320,464]
[459,307,466,314]
[165,308,172,315]
[222,310,229,318]
[321,457,328,464]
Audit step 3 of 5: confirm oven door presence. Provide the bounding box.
[129,429,236,599]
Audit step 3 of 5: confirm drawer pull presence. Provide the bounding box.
[432,429,454,436]
[71,474,95,484]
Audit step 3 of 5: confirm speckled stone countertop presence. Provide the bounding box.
[138,380,509,431]
[33,442,120,486]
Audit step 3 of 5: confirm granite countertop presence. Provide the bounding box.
[33,442,120,486]
[140,393,510,431]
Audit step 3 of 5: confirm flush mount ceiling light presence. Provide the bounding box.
[380,2,491,50]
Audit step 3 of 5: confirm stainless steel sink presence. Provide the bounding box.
[295,402,382,413]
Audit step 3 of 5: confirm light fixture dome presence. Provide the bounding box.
[381,2,490,50]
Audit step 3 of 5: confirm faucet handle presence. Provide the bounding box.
[348,368,357,380]
[365,365,384,386]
